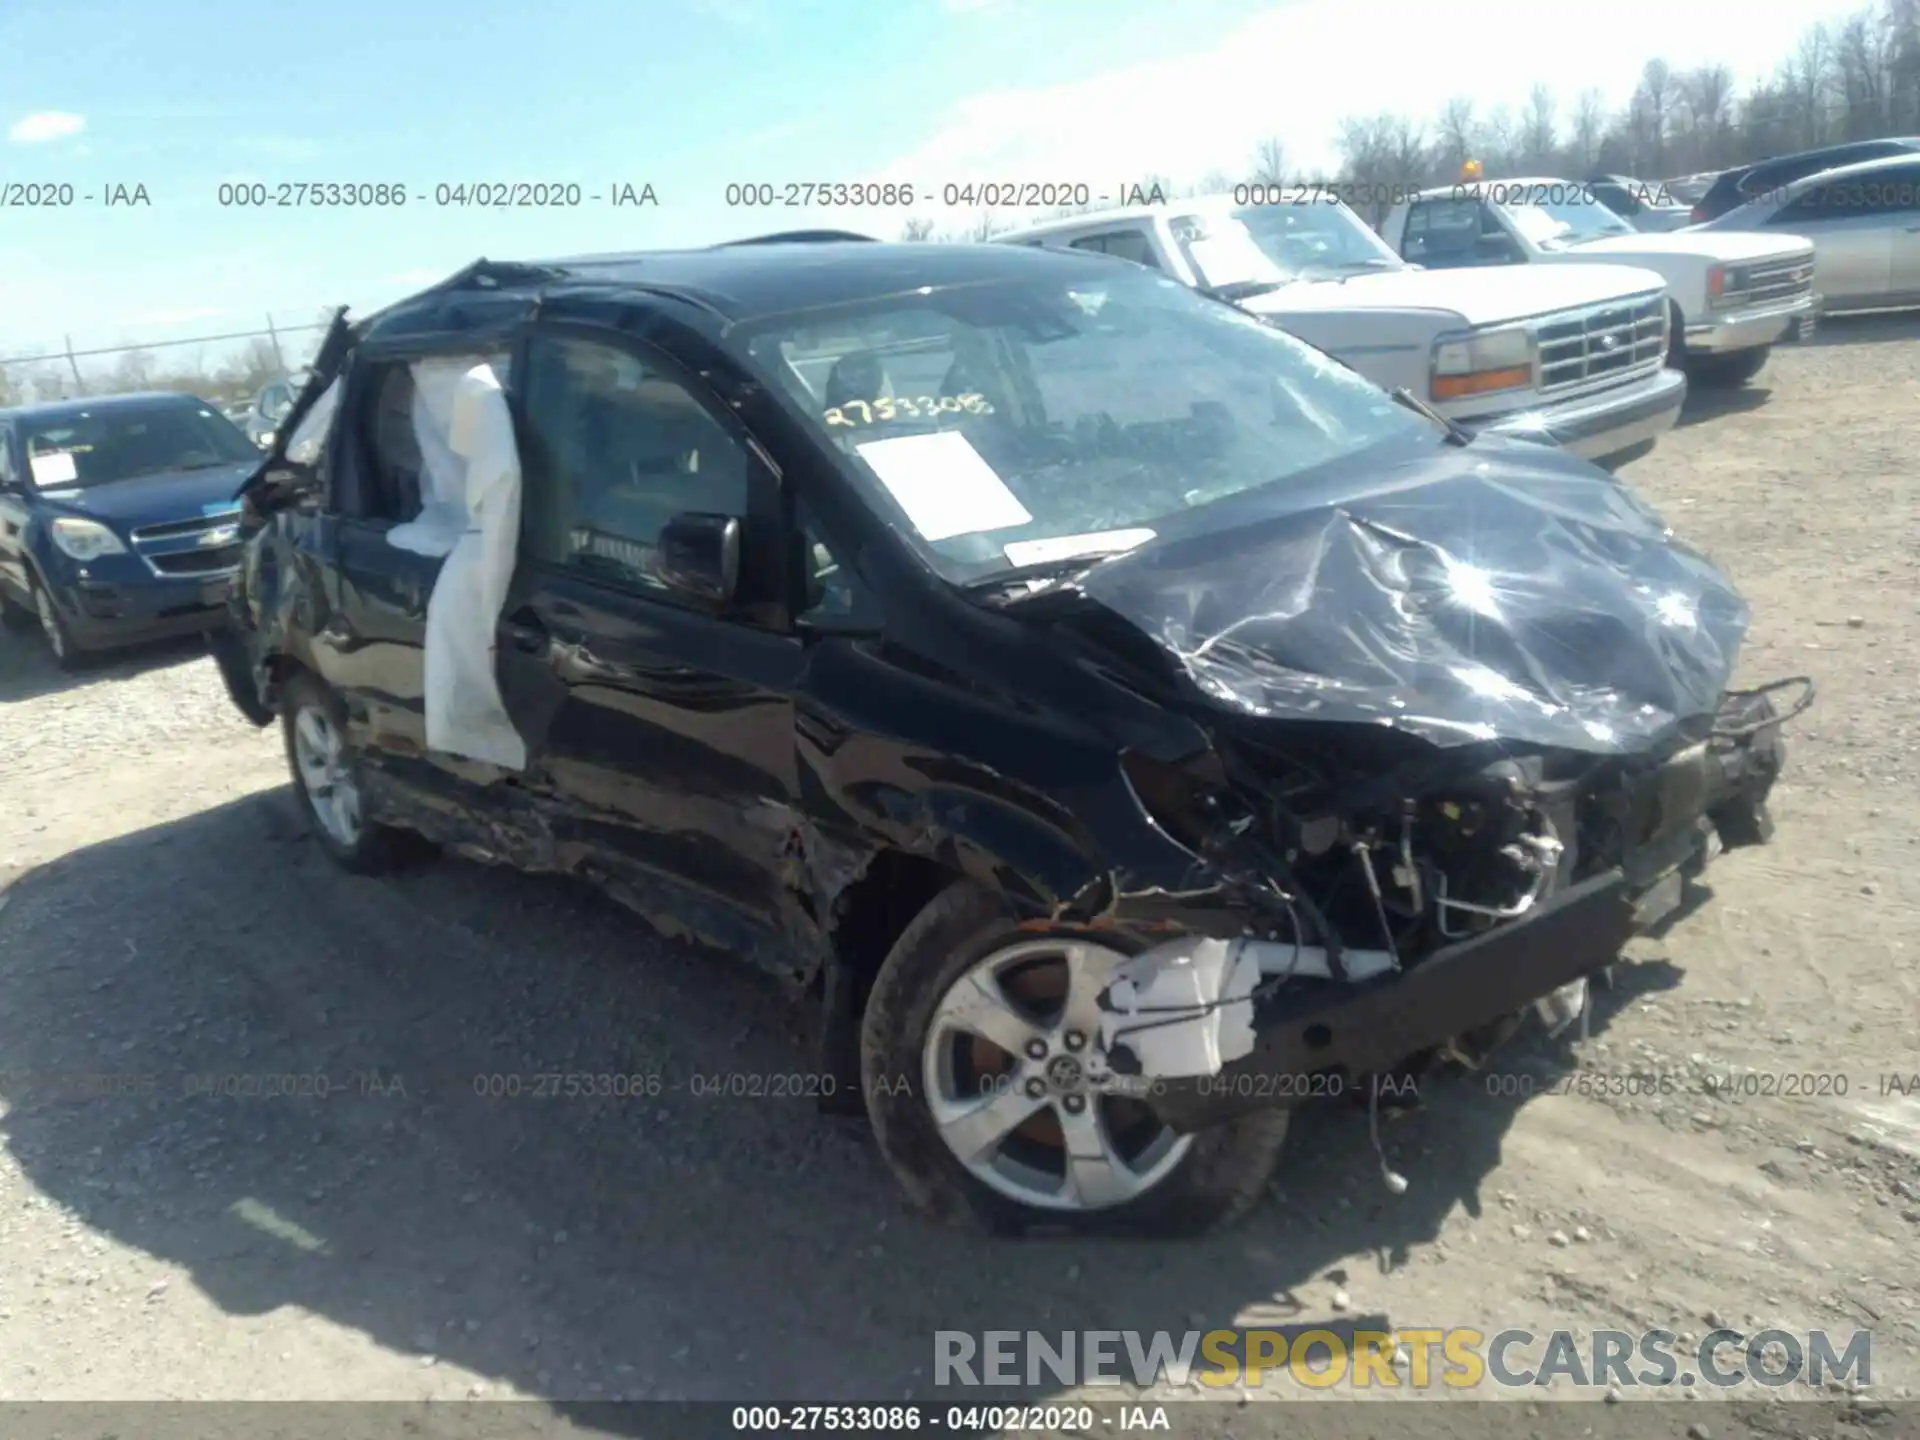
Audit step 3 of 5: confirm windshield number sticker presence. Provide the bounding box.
[825,393,995,428]
[28,451,79,487]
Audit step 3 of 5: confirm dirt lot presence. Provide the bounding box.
[1,320,1917,1427]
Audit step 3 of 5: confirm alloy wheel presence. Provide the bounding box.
[34,585,65,660]
[921,936,1193,1212]
[291,704,363,849]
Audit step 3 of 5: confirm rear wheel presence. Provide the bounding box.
[1687,346,1771,388]
[281,671,417,873]
[860,880,1290,1237]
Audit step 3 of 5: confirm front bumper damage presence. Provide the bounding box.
[1098,683,1800,1136]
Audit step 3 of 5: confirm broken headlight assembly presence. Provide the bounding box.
[1119,741,1584,992]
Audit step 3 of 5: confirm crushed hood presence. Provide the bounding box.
[1046,434,1749,755]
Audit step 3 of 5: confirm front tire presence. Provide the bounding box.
[860,880,1290,1237]
[1686,346,1771,388]
[28,575,85,671]
[280,671,416,874]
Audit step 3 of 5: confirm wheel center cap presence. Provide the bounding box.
[1044,1054,1085,1093]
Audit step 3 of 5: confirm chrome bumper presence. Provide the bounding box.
[1685,292,1816,353]
[1472,365,1687,466]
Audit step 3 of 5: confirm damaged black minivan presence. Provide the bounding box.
[210,237,1804,1237]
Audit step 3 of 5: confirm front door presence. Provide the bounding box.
[501,324,805,947]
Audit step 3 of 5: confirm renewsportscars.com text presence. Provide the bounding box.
[935,1327,1872,1391]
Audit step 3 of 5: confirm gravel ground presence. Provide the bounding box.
[2,321,1918,1429]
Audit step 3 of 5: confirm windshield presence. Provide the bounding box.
[734,263,1431,585]
[1498,191,1636,248]
[1163,212,1289,296]
[21,399,258,490]
[1234,202,1404,279]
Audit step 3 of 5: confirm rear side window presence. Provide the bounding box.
[359,363,426,522]
[1401,198,1520,265]
[1069,230,1161,268]
[517,332,752,597]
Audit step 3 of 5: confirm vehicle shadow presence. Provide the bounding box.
[1675,382,1772,428]
[0,627,211,705]
[1801,307,1920,347]
[0,790,1655,1413]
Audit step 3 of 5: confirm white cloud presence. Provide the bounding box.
[8,110,86,144]
[859,0,1866,214]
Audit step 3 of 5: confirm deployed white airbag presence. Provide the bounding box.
[413,361,527,770]
[387,358,483,558]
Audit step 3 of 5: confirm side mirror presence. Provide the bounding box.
[657,513,741,607]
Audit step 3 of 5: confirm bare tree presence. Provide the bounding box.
[107,346,157,392]
[1250,136,1288,185]
[1481,105,1519,172]
[1835,10,1895,137]
[1780,22,1836,148]
[899,216,937,241]
[1892,0,1920,129]
[1337,113,1429,223]
[1568,88,1608,170]
[965,211,1006,242]
[1626,57,1677,172]
[1435,97,1477,171]
[1518,83,1559,168]
[1676,64,1736,170]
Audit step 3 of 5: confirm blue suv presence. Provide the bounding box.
[0,391,262,668]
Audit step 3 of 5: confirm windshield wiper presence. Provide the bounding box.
[1390,386,1473,446]
[1208,278,1288,302]
[961,552,1129,599]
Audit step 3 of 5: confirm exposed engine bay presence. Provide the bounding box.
[1094,675,1808,1104]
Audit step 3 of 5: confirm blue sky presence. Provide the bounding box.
[0,0,1868,371]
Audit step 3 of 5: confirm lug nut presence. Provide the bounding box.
[1062,1094,1086,1114]
[1025,1039,1048,1060]
[1025,1077,1046,1099]
[1063,1030,1085,1052]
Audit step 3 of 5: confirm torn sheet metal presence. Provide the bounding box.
[1058,436,1750,754]
[419,361,527,770]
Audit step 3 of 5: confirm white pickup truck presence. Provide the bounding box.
[1379,179,1817,388]
[992,194,1686,468]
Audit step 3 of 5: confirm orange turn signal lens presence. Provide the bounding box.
[1431,365,1533,400]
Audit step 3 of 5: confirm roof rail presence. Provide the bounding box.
[714,229,879,246]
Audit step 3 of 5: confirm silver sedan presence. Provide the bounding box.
[1691,153,1920,312]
